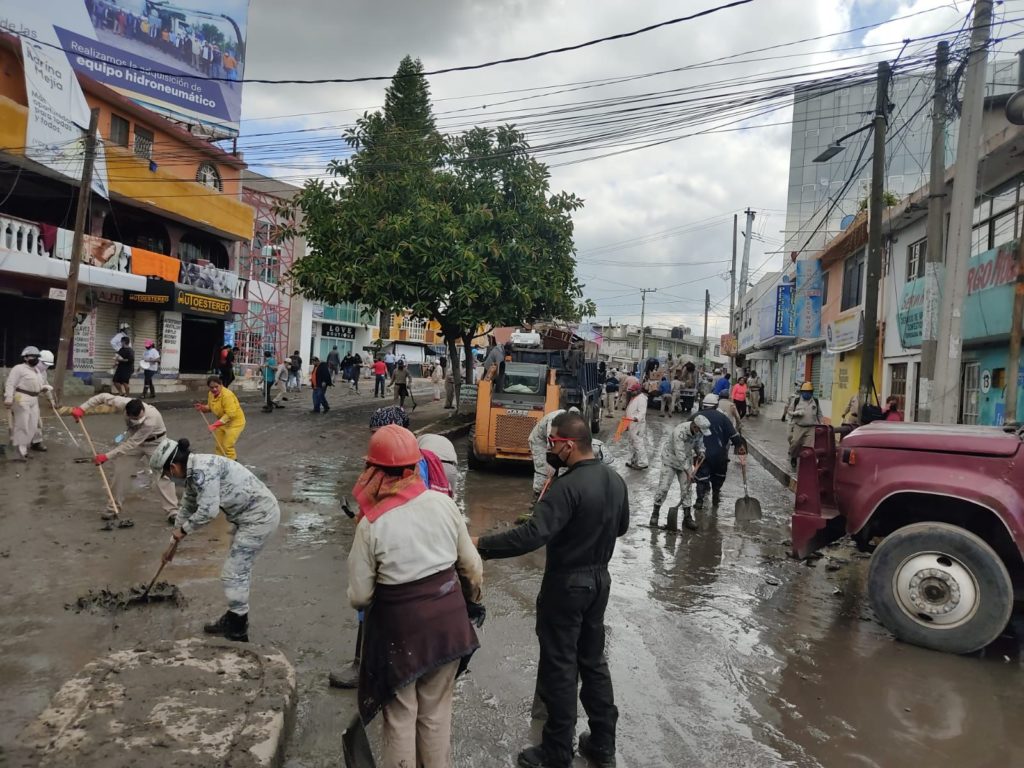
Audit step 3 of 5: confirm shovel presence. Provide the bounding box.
[342,713,377,768]
[141,540,177,600]
[78,420,123,520]
[734,454,762,522]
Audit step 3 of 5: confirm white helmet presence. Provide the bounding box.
[692,414,713,436]
[149,437,180,473]
[702,393,719,408]
[39,350,55,367]
[21,345,40,358]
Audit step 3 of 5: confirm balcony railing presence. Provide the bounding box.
[1,215,45,257]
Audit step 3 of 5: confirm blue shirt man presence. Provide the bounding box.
[713,374,732,397]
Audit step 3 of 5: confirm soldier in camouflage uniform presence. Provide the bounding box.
[650,414,711,532]
[151,437,280,642]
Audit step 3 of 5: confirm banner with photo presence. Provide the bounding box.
[6,0,250,136]
[179,260,238,298]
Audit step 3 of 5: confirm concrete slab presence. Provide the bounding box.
[13,639,296,768]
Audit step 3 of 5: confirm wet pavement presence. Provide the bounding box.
[2,398,1024,767]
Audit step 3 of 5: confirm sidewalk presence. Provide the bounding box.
[739,401,796,489]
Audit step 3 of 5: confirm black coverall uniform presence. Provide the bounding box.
[695,407,745,504]
[477,458,630,766]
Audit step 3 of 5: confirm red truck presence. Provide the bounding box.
[791,422,1024,655]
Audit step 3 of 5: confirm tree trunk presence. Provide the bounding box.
[446,336,461,407]
[461,333,476,388]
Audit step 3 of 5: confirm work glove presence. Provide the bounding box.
[466,601,486,629]
[94,454,108,465]
[41,384,53,393]
[71,406,85,421]
[209,420,224,432]
[193,402,206,412]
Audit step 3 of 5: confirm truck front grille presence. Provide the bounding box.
[495,414,535,452]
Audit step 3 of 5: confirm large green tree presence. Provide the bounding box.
[283,56,594,390]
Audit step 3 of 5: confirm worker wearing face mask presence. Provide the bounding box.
[788,382,821,469]
[3,346,52,461]
[71,394,177,521]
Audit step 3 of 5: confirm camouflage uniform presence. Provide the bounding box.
[175,453,280,615]
[654,421,705,509]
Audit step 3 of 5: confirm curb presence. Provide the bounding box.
[744,434,796,491]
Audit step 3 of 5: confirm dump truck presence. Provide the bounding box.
[791,422,1024,655]
[468,346,602,469]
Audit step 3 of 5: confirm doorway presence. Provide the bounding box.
[960,361,981,425]
[180,316,225,374]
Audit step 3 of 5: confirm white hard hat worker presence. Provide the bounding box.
[701,394,719,409]
[38,350,55,367]
[21,346,40,359]
[691,414,713,436]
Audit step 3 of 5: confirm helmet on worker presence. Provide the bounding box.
[691,414,713,436]
[365,424,421,468]
[150,437,181,473]
[701,393,719,408]
[38,350,54,367]
[21,345,40,362]
[800,382,814,392]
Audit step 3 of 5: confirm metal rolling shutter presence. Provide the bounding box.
[93,301,127,372]
[810,353,822,395]
[130,310,159,353]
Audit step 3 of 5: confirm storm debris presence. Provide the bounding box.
[67,582,185,612]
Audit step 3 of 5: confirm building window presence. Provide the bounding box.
[134,126,154,159]
[400,316,426,341]
[907,238,926,282]
[889,362,908,412]
[821,270,830,306]
[322,302,362,324]
[841,251,865,311]
[110,114,130,147]
[960,361,981,425]
[259,246,279,284]
[196,162,223,191]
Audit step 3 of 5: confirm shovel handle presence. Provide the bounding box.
[78,420,120,519]
[198,410,229,456]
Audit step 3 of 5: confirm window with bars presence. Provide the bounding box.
[134,126,154,159]
[907,238,926,282]
[889,363,908,411]
[400,316,426,341]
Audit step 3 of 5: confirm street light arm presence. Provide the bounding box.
[833,121,875,147]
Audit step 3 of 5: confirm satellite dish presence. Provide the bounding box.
[1006,88,1024,125]
[840,214,855,230]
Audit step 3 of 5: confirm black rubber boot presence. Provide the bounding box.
[30,443,47,452]
[204,611,232,636]
[695,494,705,509]
[649,504,661,527]
[578,732,617,767]
[328,660,360,689]
[712,489,722,507]
[663,506,678,532]
[517,745,561,768]
[683,507,698,530]
[205,610,248,641]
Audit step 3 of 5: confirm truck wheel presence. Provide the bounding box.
[467,428,485,470]
[868,522,1013,654]
[591,405,601,434]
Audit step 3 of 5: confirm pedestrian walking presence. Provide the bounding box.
[327,346,341,378]
[391,360,412,409]
[349,353,362,393]
[884,396,905,421]
[113,336,134,396]
[474,411,628,768]
[603,372,619,414]
[3,346,52,461]
[717,390,742,433]
[272,358,289,407]
[695,394,746,509]
[218,344,235,388]
[261,350,277,413]
[731,377,749,419]
[140,340,160,398]
[195,375,245,460]
[288,350,303,391]
[713,371,731,398]
[71,394,177,521]
[384,351,397,377]
[747,372,761,416]
[444,367,456,409]
[347,425,483,767]
[430,361,443,401]
[650,415,710,531]
[788,382,821,469]
[623,381,649,469]
[372,357,388,398]
[152,437,280,642]
[310,357,332,413]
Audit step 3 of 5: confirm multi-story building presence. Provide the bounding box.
[0,30,252,390]
[597,323,710,371]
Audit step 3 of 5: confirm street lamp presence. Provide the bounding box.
[812,122,874,163]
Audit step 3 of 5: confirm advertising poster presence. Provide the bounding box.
[160,311,182,373]
[897,277,924,348]
[72,307,96,371]
[775,282,794,336]
[794,259,823,339]
[5,0,249,136]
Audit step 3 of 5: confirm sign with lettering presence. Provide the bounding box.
[160,312,182,373]
[775,282,794,336]
[175,290,233,318]
[124,279,175,310]
[897,277,924,347]
[795,259,823,339]
[321,323,356,340]
[72,308,95,371]
[826,309,863,353]
[964,240,1019,341]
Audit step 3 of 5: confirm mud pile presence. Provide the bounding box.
[67,582,185,612]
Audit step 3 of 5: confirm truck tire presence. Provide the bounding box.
[591,403,601,434]
[867,522,1013,655]
[467,428,486,470]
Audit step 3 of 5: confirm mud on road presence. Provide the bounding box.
[2,395,1023,767]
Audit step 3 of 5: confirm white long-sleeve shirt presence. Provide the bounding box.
[625,393,647,424]
[4,364,44,403]
[347,489,483,609]
[80,393,168,459]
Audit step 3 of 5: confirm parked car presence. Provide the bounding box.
[791,422,1024,655]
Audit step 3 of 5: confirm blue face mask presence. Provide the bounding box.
[801,392,813,400]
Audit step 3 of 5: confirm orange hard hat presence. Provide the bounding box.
[365,424,422,467]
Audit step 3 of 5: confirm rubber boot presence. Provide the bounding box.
[205,610,248,641]
[204,611,232,637]
[329,623,363,689]
[578,732,617,768]
[683,507,698,530]
[649,504,661,528]
[712,488,722,507]
[30,442,47,452]
[663,506,678,532]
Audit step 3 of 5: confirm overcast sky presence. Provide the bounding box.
[237,0,1023,337]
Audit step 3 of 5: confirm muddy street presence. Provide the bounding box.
[2,399,1023,767]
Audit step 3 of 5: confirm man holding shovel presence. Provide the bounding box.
[71,395,177,522]
[695,394,747,509]
[650,414,711,531]
[3,346,52,462]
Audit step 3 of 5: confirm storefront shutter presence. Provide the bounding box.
[93,301,126,373]
[810,353,822,395]
[129,310,159,355]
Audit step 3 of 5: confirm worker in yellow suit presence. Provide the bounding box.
[195,375,246,460]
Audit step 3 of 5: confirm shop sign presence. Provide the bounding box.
[322,323,356,340]
[124,279,175,310]
[826,310,863,353]
[179,261,239,299]
[964,241,1018,340]
[795,259,823,339]
[161,312,182,374]
[897,278,925,347]
[175,290,233,318]
[720,334,737,356]
[72,308,96,371]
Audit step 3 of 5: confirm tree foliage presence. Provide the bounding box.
[282,56,594,383]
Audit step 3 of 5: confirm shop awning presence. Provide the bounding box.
[789,337,826,353]
[744,349,777,361]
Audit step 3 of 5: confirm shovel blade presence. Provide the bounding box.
[734,496,763,522]
[343,714,377,768]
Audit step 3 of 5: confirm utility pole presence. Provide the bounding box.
[729,213,738,375]
[53,108,99,404]
[858,61,891,415]
[637,288,656,373]
[932,0,993,423]
[917,40,950,424]
[701,289,710,361]
[739,208,755,301]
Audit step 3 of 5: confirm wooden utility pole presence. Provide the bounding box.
[859,61,891,414]
[916,41,950,423]
[729,213,738,375]
[53,108,99,404]
[931,0,993,423]
[701,288,710,361]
